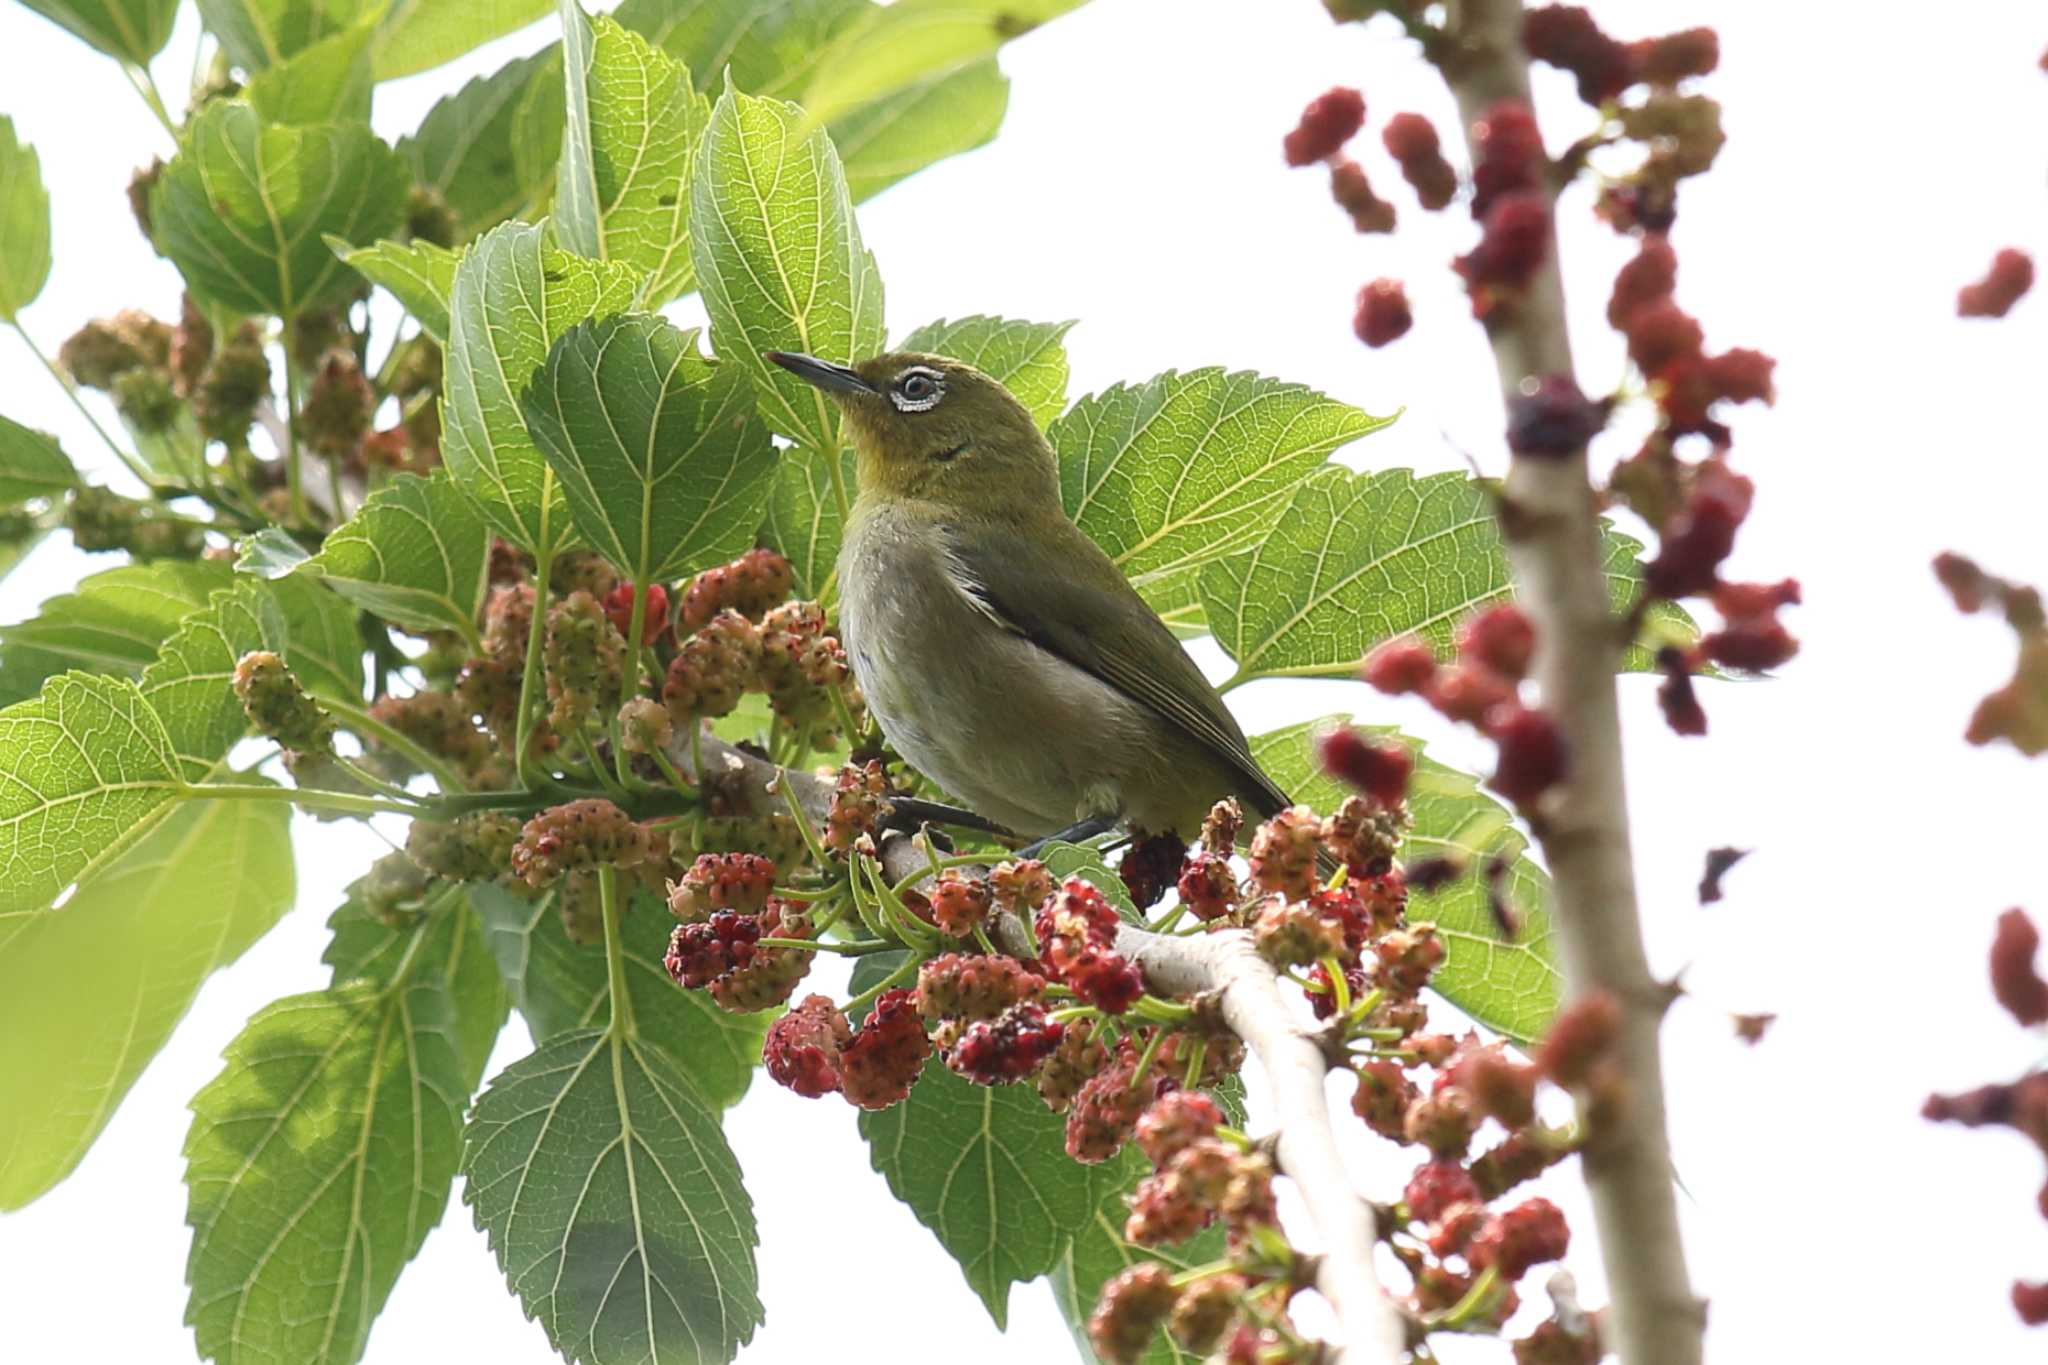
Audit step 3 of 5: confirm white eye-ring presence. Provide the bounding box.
[890,366,946,413]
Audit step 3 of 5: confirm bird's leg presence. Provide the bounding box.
[880,796,1018,843]
[1016,813,1120,859]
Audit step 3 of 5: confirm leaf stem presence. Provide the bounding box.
[9,321,156,486]
[121,62,179,140]
[599,864,636,1038]
[613,578,650,787]
[184,780,420,818]
[325,696,470,793]
[515,543,557,787]
[280,327,307,524]
[842,950,920,1015]
[1126,1023,1170,1090]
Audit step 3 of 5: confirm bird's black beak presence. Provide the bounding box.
[765,351,876,396]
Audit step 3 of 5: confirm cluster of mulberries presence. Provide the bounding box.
[665,895,816,1012]
[1924,907,2048,1326]
[1035,875,1145,1013]
[64,485,207,559]
[822,760,893,856]
[1364,604,1571,806]
[762,990,931,1110]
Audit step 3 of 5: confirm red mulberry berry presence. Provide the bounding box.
[1634,27,1719,85]
[1036,1016,1110,1113]
[1382,112,1458,210]
[1364,635,1438,694]
[1175,851,1241,922]
[1248,807,1321,899]
[1469,100,1544,219]
[1353,1060,1419,1143]
[1200,799,1243,855]
[764,994,851,1098]
[1319,727,1413,806]
[1623,298,1704,377]
[707,900,815,1011]
[1375,925,1447,997]
[603,581,670,645]
[1405,1087,1477,1158]
[681,547,795,629]
[990,858,1055,915]
[1455,191,1551,299]
[1352,277,1412,348]
[1538,990,1621,1086]
[1253,897,1346,968]
[1120,831,1187,911]
[665,911,761,989]
[1458,605,1537,680]
[917,952,1045,1022]
[1486,704,1570,805]
[946,1001,1063,1084]
[1330,158,1396,233]
[1607,234,1678,329]
[1282,87,1365,167]
[1305,960,1368,1020]
[667,852,776,922]
[511,798,653,888]
[1135,1090,1224,1168]
[1645,459,1752,599]
[1523,5,1638,104]
[1405,1158,1481,1223]
[927,870,994,936]
[1449,1046,1540,1129]
[841,988,932,1109]
[2014,1280,2048,1326]
[1469,1198,1570,1280]
[1959,248,2034,319]
[1992,908,2048,1027]
[1655,645,1707,736]
[1088,1263,1176,1365]
[1506,374,1606,458]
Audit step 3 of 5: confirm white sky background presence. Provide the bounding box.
[1,1,2046,1361]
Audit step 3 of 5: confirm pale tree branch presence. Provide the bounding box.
[1435,2,1706,1361]
[668,726,1411,1362]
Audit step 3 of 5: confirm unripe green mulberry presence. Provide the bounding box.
[406,810,520,882]
[300,349,374,459]
[543,590,626,733]
[233,651,334,753]
[191,322,272,445]
[111,366,180,434]
[58,310,171,389]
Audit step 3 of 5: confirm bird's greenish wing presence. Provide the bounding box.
[939,520,1292,816]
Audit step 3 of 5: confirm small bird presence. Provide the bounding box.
[765,349,1296,845]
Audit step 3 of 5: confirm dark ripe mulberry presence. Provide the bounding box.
[1468,100,1544,219]
[1655,645,1708,736]
[1486,705,1570,806]
[1036,1015,1109,1113]
[511,798,653,888]
[1282,86,1366,166]
[1088,1263,1177,1365]
[1119,830,1187,911]
[667,852,776,922]
[602,581,669,645]
[1168,1273,1246,1354]
[707,900,814,1011]
[841,988,932,1109]
[764,994,852,1098]
[1248,806,1321,899]
[681,547,795,629]
[1330,158,1396,233]
[1319,728,1413,806]
[232,651,334,753]
[1353,1060,1419,1142]
[1382,112,1458,210]
[1135,1090,1224,1168]
[665,910,761,988]
[1405,1158,1481,1223]
[1353,277,1413,348]
[1305,960,1368,1020]
[1522,5,1638,105]
[928,870,994,936]
[2014,1281,2048,1327]
[917,952,1045,1022]
[663,609,761,724]
[1468,1198,1571,1280]
[990,857,1056,915]
[946,1002,1063,1084]
[1175,851,1241,922]
[1959,248,2034,319]
[1506,375,1606,458]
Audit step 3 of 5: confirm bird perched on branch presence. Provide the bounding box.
[766,349,1297,847]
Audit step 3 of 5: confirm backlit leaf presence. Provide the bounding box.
[0,116,52,321]
[0,414,77,502]
[834,58,1008,202]
[244,20,375,125]
[398,49,558,242]
[797,0,1087,128]
[326,237,459,341]
[373,0,552,80]
[305,471,489,644]
[0,559,229,706]
[16,0,178,62]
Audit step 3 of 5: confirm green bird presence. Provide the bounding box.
[766,349,1295,845]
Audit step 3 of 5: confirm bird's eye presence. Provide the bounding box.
[889,367,945,413]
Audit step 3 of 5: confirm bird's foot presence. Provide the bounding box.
[879,796,1019,847]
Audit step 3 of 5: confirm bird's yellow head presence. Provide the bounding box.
[766,350,1058,510]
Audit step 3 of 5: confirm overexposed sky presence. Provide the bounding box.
[2,2,2046,1362]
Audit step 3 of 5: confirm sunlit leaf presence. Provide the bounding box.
[398,49,558,242]
[835,58,1008,202]
[1054,370,1392,629]
[327,236,458,341]
[860,1055,1094,1326]
[0,559,229,706]
[15,0,179,63]
[0,413,80,503]
[152,101,408,318]
[464,1027,763,1365]
[441,220,639,555]
[556,4,710,308]
[244,20,375,125]
[373,0,551,80]
[305,471,489,644]
[197,0,367,70]
[689,77,884,454]
[0,116,51,322]
[797,0,1087,128]
[0,794,293,1209]
[525,313,777,588]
